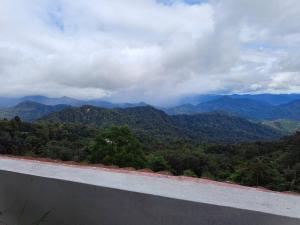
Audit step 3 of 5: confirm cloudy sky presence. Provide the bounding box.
[1,0,300,104]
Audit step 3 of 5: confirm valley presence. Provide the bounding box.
[1,94,300,193]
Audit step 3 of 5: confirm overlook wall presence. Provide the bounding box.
[0,156,300,225]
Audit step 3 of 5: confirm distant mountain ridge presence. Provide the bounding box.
[229,94,300,105]
[177,94,300,106]
[2,94,300,108]
[0,101,71,122]
[167,96,300,121]
[0,95,148,108]
[39,105,283,143]
[3,94,300,123]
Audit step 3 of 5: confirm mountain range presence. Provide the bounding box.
[0,95,147,108]
[1,94,300,140]
[2,94,300,108]
[0,101,71,122]
[166,96,300,121]
[177,94,300,106]
[38,105,282,143]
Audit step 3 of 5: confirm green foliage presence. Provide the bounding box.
[90,126,146,169]
[232,158,286,190]
[263,119,300,134]
[41,105,282,143]
[146,154,170,172]
[0,118,97,161]
[164,149,206,176]
[183,169,197,177]
[0,118,299,193]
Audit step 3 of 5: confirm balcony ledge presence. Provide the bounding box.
[0,156,300,225]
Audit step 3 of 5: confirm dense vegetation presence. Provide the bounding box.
[0,117,98,161]
[0,117,299,192]
[39,105,282,142]
[262,119,300,134]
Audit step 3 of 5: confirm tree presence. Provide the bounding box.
[146,153,170,172]
[232,157,286,190]
[90,126,146,169]
[183,169,197,177]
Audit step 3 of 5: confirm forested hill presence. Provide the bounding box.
[0,101,71,122]
[40,105,283,143]
[171,113,282,142]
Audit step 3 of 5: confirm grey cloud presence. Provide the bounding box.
[0,0,300,105]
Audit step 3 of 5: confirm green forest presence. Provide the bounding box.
[1,117,299,193]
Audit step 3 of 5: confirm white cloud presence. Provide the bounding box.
[0,0,300,105]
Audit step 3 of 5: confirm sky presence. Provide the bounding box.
[1,0,300,105]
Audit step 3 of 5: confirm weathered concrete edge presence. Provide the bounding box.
[1,155,299,196]
[3,170,300,225]
[2,169,300,225]
[0,156,300,219]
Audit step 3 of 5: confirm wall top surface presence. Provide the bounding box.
[0,156,300,219]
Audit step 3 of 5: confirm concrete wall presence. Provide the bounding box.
[0,157,300,225]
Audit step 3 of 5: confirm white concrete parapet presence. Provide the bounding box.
[0,156,300,225]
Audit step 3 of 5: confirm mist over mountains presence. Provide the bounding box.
[178,94,300,106]
[2,93,300,108]
[0,95,147,108]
